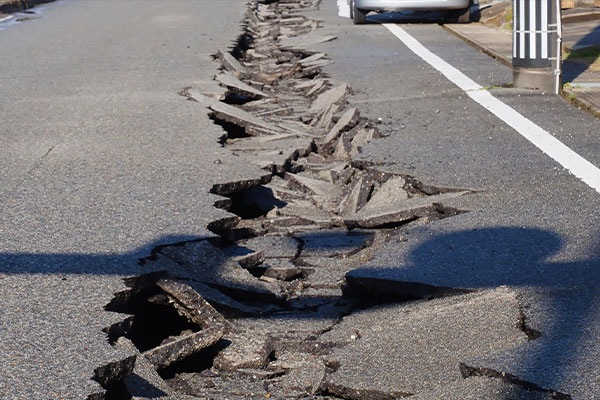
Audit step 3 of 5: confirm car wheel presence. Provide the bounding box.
[353,3,367,24]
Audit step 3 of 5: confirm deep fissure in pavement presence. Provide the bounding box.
[92,0,565,399]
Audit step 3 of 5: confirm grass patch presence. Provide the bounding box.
[564,45,600,71]
[502,8,513,30]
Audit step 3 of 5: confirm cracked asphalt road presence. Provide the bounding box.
[0,0,255,398]
[314,2,600,397]
[1,0,600,398]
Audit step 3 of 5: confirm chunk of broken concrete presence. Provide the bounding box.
[214,331,274,371]
[158,240,283,303]
[216,49,247,76]
[143,326,223,369]
[209,99,283,136]
[343,192,467,229]
[216,72,269,99]
[309,84,348,114]
[321,108,360,151]
[361,176,409,212]
[155,278,231,331]
[286,172,343,202]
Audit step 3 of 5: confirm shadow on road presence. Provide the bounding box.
[1,225,597,397]
[562,23,600,83]
[349,225,600,397]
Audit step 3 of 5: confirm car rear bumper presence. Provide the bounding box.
[354,0,469,10]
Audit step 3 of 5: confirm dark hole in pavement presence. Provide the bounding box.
[102,382,132,400]
[246,263,267,278]
[219,186,287,219]
[157,339,231,379]
[125,294,202,352]
[223,92,252,105]
[229,33,254,60]
[210,115,250,142]
[105,278,202,353]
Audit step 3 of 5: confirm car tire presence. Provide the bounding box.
[352,1,367,24]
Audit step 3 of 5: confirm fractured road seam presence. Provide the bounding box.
[384,23,600,195]
[92,2,558,399]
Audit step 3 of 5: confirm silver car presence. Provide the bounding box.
[349,0,472,24]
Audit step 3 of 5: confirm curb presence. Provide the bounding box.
[562,10,600,24]
[0,0,54,14]
[442,24,512,68]
[562,88,600,119]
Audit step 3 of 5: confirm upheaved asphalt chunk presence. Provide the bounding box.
[319,289,529,397]
[262,258,306,281]
[361,176,409,212]
[166,371,269,400]
[231,235,301,259]
[209,100,284,136]
[213,331,274,371]
[159,240,283,303]
[309,84,349,114]
[344,192,467,229]
[118,337,198,400]
[337,172,373,216]
[184,279,277,317]
[155,278,231,331]
[216,49,248,76]
[296,229,373,258]
[90,352,137,399]
[312,103,338,130]
[269,353,327,397]
[286,172,343,202]
[321,108,360,150]
[216,72,269,99]
[143,327,224,370]
[279,33,337,49]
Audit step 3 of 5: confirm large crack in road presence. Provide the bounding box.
[90,1,570,399]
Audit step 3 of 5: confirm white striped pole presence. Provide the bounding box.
[512,0,561,92]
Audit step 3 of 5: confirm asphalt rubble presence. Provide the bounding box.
[91,0,573,399]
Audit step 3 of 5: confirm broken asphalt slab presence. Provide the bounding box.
[0,0,261,398]
[319,288,529,397]
[344,210,600,398]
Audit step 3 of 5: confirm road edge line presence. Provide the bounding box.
[384,23,600,194]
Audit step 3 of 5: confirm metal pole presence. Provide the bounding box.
[555,0,562,94]
[512,0,558,92]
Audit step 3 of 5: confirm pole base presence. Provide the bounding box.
[513,67,559,92]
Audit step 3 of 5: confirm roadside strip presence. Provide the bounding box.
[0,14,13,23]
[384,23,600,194]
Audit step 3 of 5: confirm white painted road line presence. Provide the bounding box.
[0,15,14,23]
[384,23,600,195]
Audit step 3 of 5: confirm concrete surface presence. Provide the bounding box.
[312,0,600,397]
[0,0,256,398]
[444,18,600,112]
[321,289,529,396]
[2,0,600,398]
